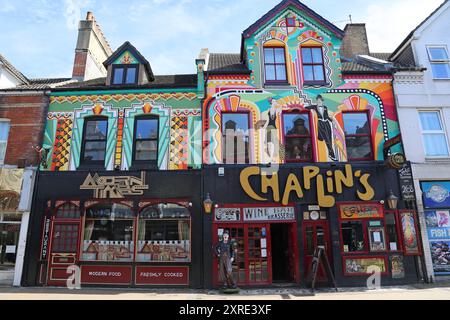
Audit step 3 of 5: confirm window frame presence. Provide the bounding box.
[281,110,314,163]
[80,116,109,166]
[384,210,403,253]
[342,110,374,161]
[301,46,327,85]
[263,46,289,85]
[427,45,450,80]
[111,64,139,85]
[132,115,159,165]
[0,119,10,165]
[221,111,251,164]
[418,110,450,159]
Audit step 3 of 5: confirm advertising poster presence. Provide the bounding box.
[400,211,420,255]
[390,255,405,279]
[430,241,450,275]
[344,257,387,275]
[422,181,450,209]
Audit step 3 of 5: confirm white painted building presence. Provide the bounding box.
[391,0,450,281]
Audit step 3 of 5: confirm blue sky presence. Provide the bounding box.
[0,0,444,78]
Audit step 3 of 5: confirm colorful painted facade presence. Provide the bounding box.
[203,1,401,165]
[42,47,203,172]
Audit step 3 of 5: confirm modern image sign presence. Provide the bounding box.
[422,181,450,209]
[425,210,450,275]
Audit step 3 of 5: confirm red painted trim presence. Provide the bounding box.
[281,110,314,163]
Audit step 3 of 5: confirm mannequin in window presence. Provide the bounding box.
[215,231,237,289]
[306,95,337,161]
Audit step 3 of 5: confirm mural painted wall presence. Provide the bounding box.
[42,91,202,171]
[203,6,401,165]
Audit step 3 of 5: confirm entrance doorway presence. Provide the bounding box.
[303,220,332,283]
[270,224,289,282]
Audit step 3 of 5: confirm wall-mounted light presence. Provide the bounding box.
[386,190,399,210]
[203,193,213,214]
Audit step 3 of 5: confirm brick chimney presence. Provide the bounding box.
[72,12,113,81]
[340,23,370,59]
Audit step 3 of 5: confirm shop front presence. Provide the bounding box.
[421,181,450,277]
[23,170,202,288]
[203,164,423,288]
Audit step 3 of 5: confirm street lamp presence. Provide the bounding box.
[386,190,399,210]
[203,193,213,214]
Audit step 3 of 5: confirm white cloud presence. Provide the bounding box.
[64,0,92,30]
[363,0,443,52]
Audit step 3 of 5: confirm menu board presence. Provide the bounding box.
[399,164,415,201]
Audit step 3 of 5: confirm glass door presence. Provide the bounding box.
[247,224,271,285]
[47,222,80,286]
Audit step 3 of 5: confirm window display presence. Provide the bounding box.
[385,212,400,251]
[82,203,134,262]
[368,226,386,252]
[341,221,365,252]
[136,203,191,262]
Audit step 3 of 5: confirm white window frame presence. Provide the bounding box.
[0,119,10,165]
[418,110,450,159]
[427,45,450,80]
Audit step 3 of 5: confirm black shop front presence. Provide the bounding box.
[203,163,423,288]
[22,170,203,288]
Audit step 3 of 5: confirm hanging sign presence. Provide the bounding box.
[339,203,384,219]
[215,208,240,222]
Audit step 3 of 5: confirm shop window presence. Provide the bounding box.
[112,64,139,85]
[82,204,134,262]
[282,112,312,162]
[133,116,159,163]
[81,117,108,165]
[263,47,288,84]
[419,111,449,158]
[137,203,190,262]
[55,203,80,219]
[427,46,450,79]
[301,47,326,85]
[0,120,10,165]
[222,113,250,164]
[343,112,373,161]
[368,224,386,252]
[341,221,366,252]
[385,212,400,251]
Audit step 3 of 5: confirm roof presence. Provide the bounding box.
[369,53,391,61]
[207,53,251,75]
[242,0,345,39]
[390,0,449,60]
[0,77,76,91]
[341,54,392,74]
[0,54,29,84]
[52,74,198,91]
[103,41,155,81]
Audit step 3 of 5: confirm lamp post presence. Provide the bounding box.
[386,190,399,210]
[203,193,213,214]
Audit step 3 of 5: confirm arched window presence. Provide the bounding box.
[80,116,108,165]
[82,203,134,262]
[263,45,288,84]
[55,202,80,219]
[137,203,191,262]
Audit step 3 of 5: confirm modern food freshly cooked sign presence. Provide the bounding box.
[239,165,375,208]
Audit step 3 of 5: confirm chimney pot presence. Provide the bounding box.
[86,11,94,21]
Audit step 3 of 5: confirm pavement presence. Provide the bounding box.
[1,283,450,300]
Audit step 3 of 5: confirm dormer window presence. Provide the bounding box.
[112,64,138,85]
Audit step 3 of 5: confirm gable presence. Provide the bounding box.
[242,0,344,40]
[113,50,139,65]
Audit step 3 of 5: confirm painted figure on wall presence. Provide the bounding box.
[306,95,337,161]
[263,97,281,162]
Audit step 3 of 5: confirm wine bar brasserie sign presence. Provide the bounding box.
[243,207,295,221]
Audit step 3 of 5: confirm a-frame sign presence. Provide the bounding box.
[307,247,338,292]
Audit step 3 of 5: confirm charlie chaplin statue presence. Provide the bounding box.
[215,231,237,290]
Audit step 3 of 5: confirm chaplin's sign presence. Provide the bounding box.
[240,165,375,208]
[80,172,149,199]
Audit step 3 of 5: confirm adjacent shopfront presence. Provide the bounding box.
[204,164,423,288]
[23,170,202,288]
[421,181,450,276]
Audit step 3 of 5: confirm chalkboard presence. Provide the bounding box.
[399,163,415,201]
